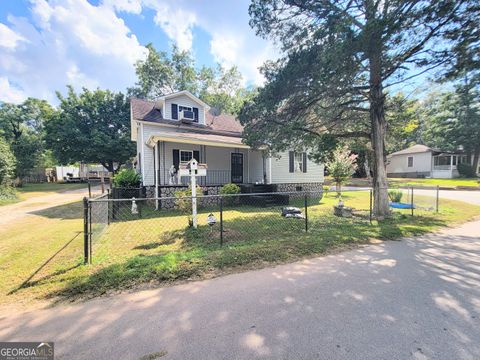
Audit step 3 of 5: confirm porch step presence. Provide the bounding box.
[239,184,276,194]
[241,194,289,207]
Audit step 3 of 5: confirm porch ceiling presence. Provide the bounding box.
[146,133,251,149]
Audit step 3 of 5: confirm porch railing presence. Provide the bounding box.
[433,165,452,171]
[158,169,232,186]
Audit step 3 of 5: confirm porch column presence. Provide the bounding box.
[450,155,454,178]
[154,141,159,209]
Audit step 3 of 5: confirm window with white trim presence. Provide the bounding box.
[295,152,304,172]
[407,156,413,167]
[180,150,193,163]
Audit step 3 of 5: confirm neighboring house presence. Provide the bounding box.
[386,144,476,179]
[130,90,324,198]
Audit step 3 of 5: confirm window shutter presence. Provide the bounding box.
[193,107,199,122]
[172,104,178,120]
[289,151,294,173]
[302,152,307,173]
[173,149,179,170]
[193,150,200,162]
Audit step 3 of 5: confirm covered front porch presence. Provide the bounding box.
[145,133,267,188]
[432,154,469,178]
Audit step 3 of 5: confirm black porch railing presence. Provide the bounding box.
[158,169,232,186]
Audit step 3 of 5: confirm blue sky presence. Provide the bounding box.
[0,0,276,104]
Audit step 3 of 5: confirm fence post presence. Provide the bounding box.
[107,188,111,225]
[88,182,91,198]
[436,185,439,213]
[369,189,373,225]
[304,193,308,232]
[88,200,93,264]
[83,197,89,264]
[219,196,224,246]
[411,187,414,217]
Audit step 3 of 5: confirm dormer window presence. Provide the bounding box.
[171,103,199,122]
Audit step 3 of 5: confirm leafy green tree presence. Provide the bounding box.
[240,0,478,216]
[133,44,254,115]
[385,94,422,154]
[133,44,198,98]
[0,137,15,184]
[45,86,134,173]
[0,98,53,179]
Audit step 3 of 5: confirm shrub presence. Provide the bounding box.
[220,183,241,205]
[220,183,241,195]
[0,138,15,185]
[325,147,358,194]
[458,163,477,178]
[175,186,204,226]
[0,185,17,201]
[113,169,141,188]
[388,189,403,203]
[323,185,330,197]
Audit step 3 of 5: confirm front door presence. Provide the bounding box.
[231,153,243,183]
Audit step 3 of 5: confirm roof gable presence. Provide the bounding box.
[130,97,243,137]
[161,90,210,109]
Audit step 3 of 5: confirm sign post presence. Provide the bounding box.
[179,159,207,229]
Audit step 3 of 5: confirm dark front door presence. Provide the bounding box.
[231,153,243,183]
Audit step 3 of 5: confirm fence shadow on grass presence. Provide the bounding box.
[45,206,448,304]
[30,201,83,220]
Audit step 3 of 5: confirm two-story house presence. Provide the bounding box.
[131,90,324,198]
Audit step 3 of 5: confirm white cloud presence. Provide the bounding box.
[0,0,278,104]
[144,0,279,85]
[0,23,27,50]
[151,2,196,51]
[103,0,143,14]
[0,77,27,104]
[0,0,147,104]
[210,32,277,85]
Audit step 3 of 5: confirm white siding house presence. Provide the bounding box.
[130,91,324,195]
[387,144,475,179]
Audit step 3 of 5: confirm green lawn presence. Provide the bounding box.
[391,178,480,188]
[327,176,480,189]
[1,190,478,309]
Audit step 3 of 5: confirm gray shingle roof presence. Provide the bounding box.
[130,98,243,137]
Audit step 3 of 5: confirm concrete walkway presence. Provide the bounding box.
[1,220,479,359]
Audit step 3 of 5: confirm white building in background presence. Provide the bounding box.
[386,144,478,179]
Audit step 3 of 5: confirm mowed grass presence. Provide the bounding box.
[1,191,479,308]
[332,176,480,189]
[391,178,480,188]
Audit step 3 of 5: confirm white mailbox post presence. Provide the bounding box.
[179,159,207,228]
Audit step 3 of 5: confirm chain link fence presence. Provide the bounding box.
[82,187,440,264]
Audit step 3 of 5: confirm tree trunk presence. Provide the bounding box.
[364,154,372,180]
[369,46,390,218]
[102,161,115,174]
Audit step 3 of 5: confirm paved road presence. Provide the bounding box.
[2,220,479,359]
